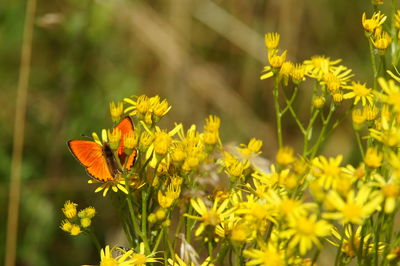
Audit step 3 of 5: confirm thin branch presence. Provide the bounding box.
[5,0,37,265]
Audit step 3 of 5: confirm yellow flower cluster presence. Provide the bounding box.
[64,4,400,265]
[60,201,96,236]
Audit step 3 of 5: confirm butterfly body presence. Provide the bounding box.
[102,142,121,178]
[68,117,136,182]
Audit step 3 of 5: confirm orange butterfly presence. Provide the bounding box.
[68,117,137,182]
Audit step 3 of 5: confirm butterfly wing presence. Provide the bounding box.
[68,140,114,182]
[125,149,137,171]
[114,117,137,169]
[115,116,134,156]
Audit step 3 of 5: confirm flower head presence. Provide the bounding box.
[324,186,382,224]
[343,82,374,106]
[185,198,234,236]
[284,214,332,255]
[268,50,287,68]
[109,101,124,123]
[364,147,383,168]
[362,12,387,33]
[62,200,78,219]
[264,32,280,51]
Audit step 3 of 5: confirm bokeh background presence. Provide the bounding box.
[1,0,378,265]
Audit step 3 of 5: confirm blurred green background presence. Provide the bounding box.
[1,0,377,265]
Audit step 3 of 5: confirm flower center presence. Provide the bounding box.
[297,218,315,235]
[352,84,370,96]
[382,184,399,197]
[342,203,363,222]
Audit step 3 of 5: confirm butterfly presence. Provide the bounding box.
[68,117,137,182]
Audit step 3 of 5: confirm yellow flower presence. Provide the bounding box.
[372,29,392,50]
[304,55,341,80]
[395,10,400,29]
[324,186,382,224]
[290,63,307,84]
[321,65,353,94]
[225,159,248,179]
[327,226,384,258]
[265,190,316,221]
[80,218,91,228]
[89,178,129,197]
[260,66,274,80]
[352,108,366,129]
[70,224,82,236]
[313,96,325,108]
[244,243,284,266]
[62,200,78,219]
[152,97,171,118]
[235,195,276,226]
[185,198,233,236]
[139,131,154,149]
[311,155,343,190]
[167,254,214,266]
[60,219,73,233]
[332,92,344,104]
[372,173,399,213]
[203,115,221,146]
[170,142,186,163]
[362,12,387,33]
[204,115,221,132]
[158,181,181,208]
[247,138,263,153]
[78,206,96,219]
[124,131,138,153]
[364,147,383,168]
[264,32,280,51]
[153,130,172,156]
[141,123,182,166]
[98,244,161,266]
[268,50,287,68]
[108,128,122,150]
[276,146,295,166]
[363,104,379,121]
[284,214,332,255]
[343,81,374,106]
[377,78,400,111]
[124,95,150,116]
[237,138,263,159]
[109,101,124,123]
[279,61,294,85]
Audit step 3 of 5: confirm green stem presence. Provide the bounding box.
[141,190,149,252]
[282,86,306,134]
[152,228,164,253]
[354,130,365,158]
[368,37,379,90]
[334,226,345,266]
[273,77,283,148]
[303,109,320,157]
[310,104,335,158]
[87,229,102,253]
[208,241,213,257]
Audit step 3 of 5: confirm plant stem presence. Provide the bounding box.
[5,0,37,265]
[273,77,283,148]
[310,104,335,158]
[303,109,320,157]
[87,229,102,253]
[368,37,378,90]
[354,130,365,158]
